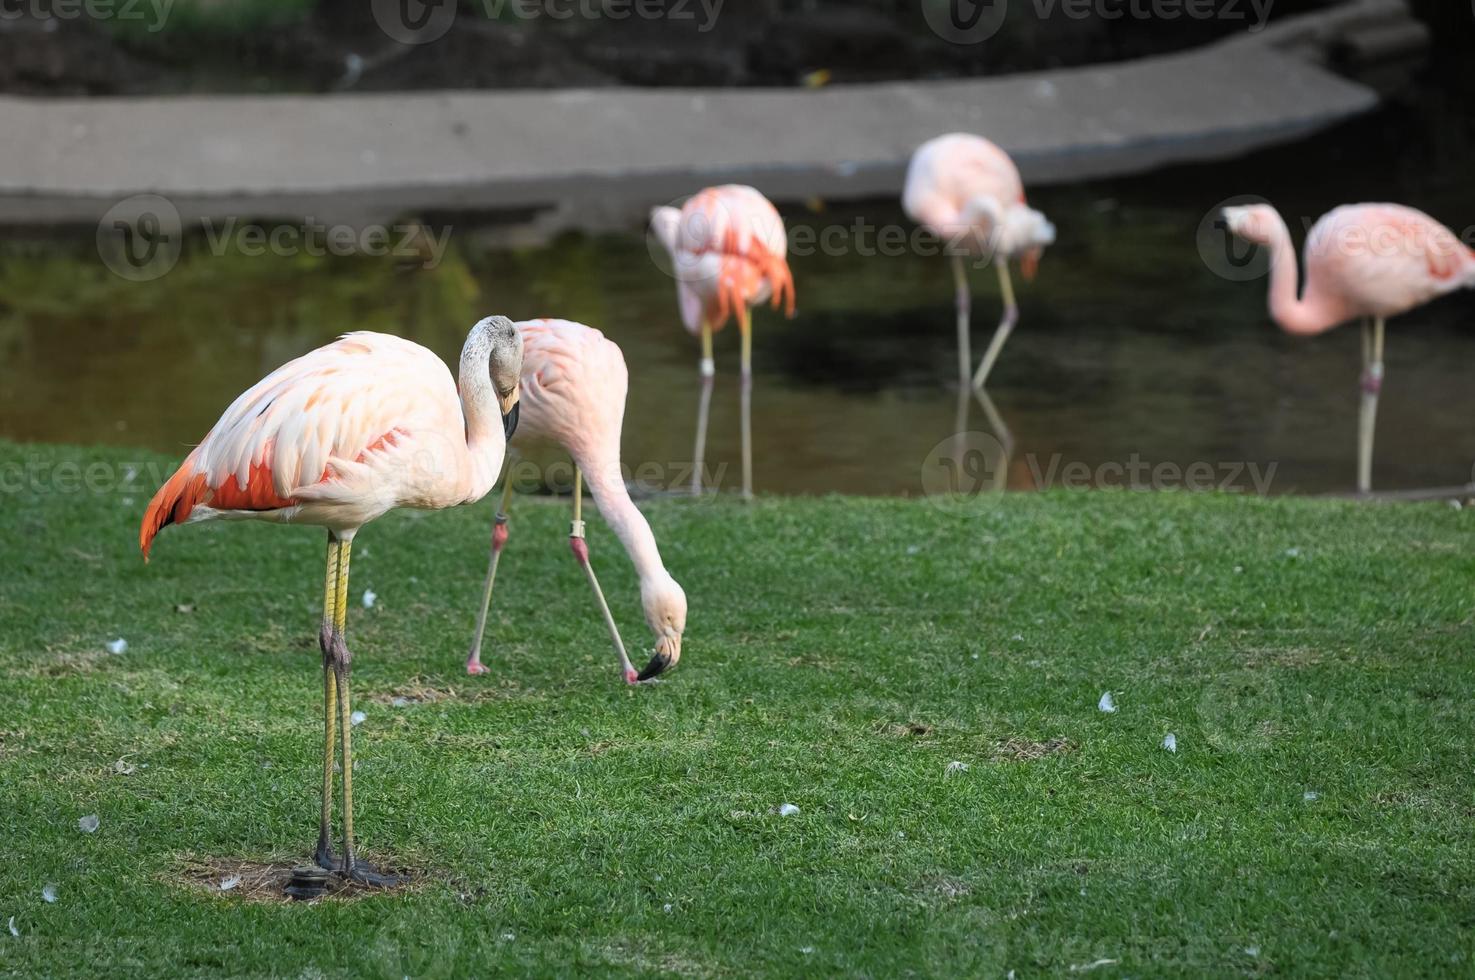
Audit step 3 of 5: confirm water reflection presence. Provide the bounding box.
[2,94,1473,498]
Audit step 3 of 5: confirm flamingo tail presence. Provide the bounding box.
[139,456,208,561]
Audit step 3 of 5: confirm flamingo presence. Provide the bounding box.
[903,133,1055,389]
[464,318,687,684]
[649,185,796,498]
[138,317,524,887]
[1222,203,1475,493]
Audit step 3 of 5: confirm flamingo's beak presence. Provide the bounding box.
[636,634,681,681]
[1020,249,1041,282]
[499,386,521,441]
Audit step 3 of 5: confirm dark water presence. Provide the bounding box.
[2,84,1472,498]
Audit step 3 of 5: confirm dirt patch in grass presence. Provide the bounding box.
[365,676,462,707]
[992,736,1074,762]
[917,875,972,901]
[877,721,935,738]
[170,856,424,903]
[1239,646,1325,669]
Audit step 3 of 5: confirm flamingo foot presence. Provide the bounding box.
[314,834,336,872]
[466,657,490,676]
[343,861,407,889]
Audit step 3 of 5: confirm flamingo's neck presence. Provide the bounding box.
[579,453,667,585]
[458,324,506,497]
[1262,213,1339,336]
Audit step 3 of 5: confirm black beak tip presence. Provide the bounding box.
[636,652,672,682]
[502,401,520,441]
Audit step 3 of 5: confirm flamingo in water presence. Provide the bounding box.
[650,185,796,498]
[139,317,524,887]
[904,133,1055,389]
[1222,203,1475,493]
[464,318,687,684]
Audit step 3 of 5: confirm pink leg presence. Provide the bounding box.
[570,469,638,684]
[466,497,512,675]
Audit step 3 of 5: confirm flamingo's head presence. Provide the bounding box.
[981,204,1053,276]
[484,315,523,439]
[635,573,687,682]
[1220,204,1280,247]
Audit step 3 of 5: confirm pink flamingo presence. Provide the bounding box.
[1222,203,1475,493]
[650,185,796,498]
[465,318,687,684]
[139,317,524,887]
[903,133,1055,389]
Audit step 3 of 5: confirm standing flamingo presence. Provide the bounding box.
[1222,203,1475,493]
[138,317,524,887]
[465,318,687,684]
[650,185,796,498]
[903,133,1055,389]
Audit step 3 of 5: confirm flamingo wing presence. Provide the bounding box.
[140,332,460,557]
[514,318,628,457]
[1308,204,1475,317]
[903,133,1025,241]
[673,185,795,331]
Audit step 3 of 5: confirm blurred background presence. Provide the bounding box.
[0,0,1471,495]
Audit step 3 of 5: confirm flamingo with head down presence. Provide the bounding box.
[904,133,1055,390]
[1222,202,1475,493]
[464,317,688,685]
[139,316,524,887]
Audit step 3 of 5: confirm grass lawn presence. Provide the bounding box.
[1,441,1473,977]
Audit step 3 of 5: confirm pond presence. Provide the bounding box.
[1,81,1471,499]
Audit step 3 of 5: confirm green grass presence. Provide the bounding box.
[1,441,1473,977]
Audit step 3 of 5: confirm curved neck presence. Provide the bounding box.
[579,454,667,584]
[1261,211,1336,335]
[458,323,506,492]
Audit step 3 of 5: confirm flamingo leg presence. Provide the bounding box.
[972,256,1019,390]
[692,320,714,495]
[974,386,1014,491]
[739,305,754,499]
[316,534,340,870]
[325,538,403,887]
[1357,316,1386,495]
[951,254,972,389]
[466,480,516,675]
[569,467,638,684]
